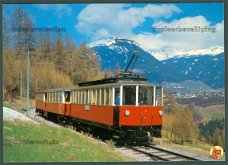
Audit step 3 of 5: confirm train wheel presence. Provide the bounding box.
[116,139,125,146]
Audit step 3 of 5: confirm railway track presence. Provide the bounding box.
[124,144,200,161]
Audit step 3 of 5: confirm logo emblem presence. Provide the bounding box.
[210,146,224,160]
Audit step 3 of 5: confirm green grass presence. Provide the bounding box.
[3,121,133,163]
[3,101,13,109]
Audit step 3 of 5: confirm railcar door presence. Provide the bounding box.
[64,91,71,116]
[113,87,121,127]
[44,93,47,108]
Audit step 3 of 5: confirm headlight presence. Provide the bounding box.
[125,110,130,116]
[159,110,163,116]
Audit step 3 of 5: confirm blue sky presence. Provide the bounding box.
[3,3,224,59]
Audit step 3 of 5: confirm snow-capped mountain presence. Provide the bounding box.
[88,37,224,89]
[149,45,224,60]
[89,37,184,83]
[173,45,224,58]
[88,37,116,47]
[162,53,224,88]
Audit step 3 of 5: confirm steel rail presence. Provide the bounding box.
[148,144,199,161]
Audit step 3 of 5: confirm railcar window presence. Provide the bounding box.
[88,89,93,104]
[57,92,60,102]
[78,90,80,103]
[80,90,83,104]
[109,88,112,105]
[74,91,78,103]
[53,93,55,102]
[71,91,73,103]
[80,90,84,104]
[91,89,95,104]
[87,90,89,104]
[138,86,154,106]
[77,91,79,104]
[123,86,136,105]
[55,92,57,102]
[73,91,75,103]
[155,87,163,106]
[59,92,61,103]
[83,90,86,104]
[101,88,104,105]
[76,91,78,103]
[114,88,121,105]
[105,88,109,105]
[56,92,58,102]
[96,88,100,105]
[83,90,85,104]
[55,92,56,102]
[79,90,81,104]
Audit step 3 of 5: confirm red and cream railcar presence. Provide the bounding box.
[35,88,71,118]
[70,79,163,135]
[35,77,164,144]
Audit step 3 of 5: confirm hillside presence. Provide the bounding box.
[3,120,133,162]
[162,53,224,88]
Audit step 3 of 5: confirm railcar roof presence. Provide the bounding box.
[72,80,162,90]
[36,88,71,93]
[78,76,147,87]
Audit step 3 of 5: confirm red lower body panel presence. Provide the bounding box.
[36,101,67,116]
[70,104,114,126]
[119,106,163,127]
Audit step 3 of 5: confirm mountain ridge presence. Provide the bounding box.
[88,37,224,89]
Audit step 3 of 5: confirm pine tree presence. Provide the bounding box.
[65,33,76,76]
[52,32,67,73]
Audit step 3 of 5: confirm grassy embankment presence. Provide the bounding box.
[3,120,133,162]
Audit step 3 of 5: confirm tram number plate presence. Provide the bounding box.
[85,105,90,111]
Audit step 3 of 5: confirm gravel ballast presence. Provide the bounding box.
[3,107,38,124]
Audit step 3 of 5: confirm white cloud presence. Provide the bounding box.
[76,4,223,60]
[37,4,72,18]
[134,16,224,60]
[76,4,181,40]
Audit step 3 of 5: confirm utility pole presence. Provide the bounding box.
[20,71,23,111]
[26,49,30,115]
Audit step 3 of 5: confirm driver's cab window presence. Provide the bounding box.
[138,86,154,106]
